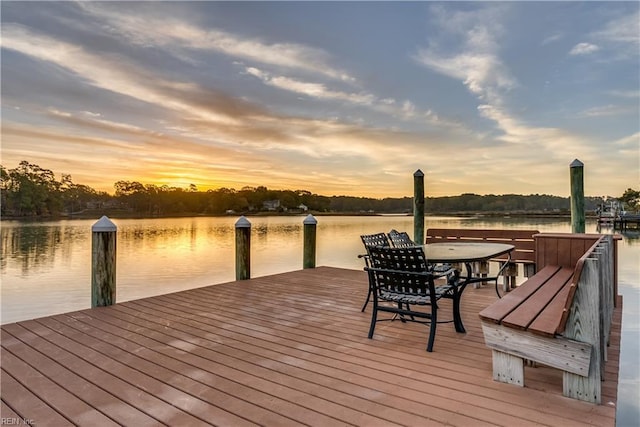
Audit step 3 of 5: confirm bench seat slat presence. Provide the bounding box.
[527,271,575,337]
[478,265,561,324]
[501,267,574,331]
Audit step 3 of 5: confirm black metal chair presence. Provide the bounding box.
[387,229,415,248]
[388,229,454,279]
[358,233,391,312]
[365,245,462,352]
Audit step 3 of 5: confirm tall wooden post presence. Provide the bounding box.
[235,216,251,280]
[303,214,317,269]
[570,159,585,233]
[414,169,425,244]
[92,216,116,307]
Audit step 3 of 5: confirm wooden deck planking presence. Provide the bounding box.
[1,266,621,426]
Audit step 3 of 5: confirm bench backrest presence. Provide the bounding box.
[561,235,614,335]
[425,228,539,264]
[534,233,601,269]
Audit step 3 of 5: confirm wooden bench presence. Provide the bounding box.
[479,233,616,403]
[426,228,539,294]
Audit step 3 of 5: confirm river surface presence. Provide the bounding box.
[1,215,638,425]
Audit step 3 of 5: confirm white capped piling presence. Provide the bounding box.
[92,216,117,307]
[303,214,317,269]
[235,216,251,280]
[414,170,425,244]
[570,159,585,233]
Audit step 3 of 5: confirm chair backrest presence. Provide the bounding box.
[360,233,390,251]
[388,229,416,248]
[366,246,435,297]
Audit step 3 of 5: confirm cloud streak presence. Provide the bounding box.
[76,2,356,83]
[569,42,600,56]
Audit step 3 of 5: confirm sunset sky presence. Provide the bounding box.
[1,1,638,198]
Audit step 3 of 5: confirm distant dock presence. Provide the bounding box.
[614,213,640,230]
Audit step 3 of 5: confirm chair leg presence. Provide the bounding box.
[397,302,408,322]
[368,300,378,338]
[361,288,372,312]
[426,307,437,352]
[404,303,415,321]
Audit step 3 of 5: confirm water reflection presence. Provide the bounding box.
[0,222,86,277]
[618,230,640,245]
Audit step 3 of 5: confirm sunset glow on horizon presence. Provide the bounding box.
[1,2,638,198]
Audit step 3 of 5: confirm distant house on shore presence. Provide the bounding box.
[263,200,280,211]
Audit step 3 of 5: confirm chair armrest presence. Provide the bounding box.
[358,253,371,268]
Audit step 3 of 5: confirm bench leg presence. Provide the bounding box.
[563,367,601,404]
[492,350,524,386]
[473,261,489,289]
[500,262,518,292]
[523,264,536,278]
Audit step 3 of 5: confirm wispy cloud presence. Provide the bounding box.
[0,24,262,127]
[578,104,637,118]
[244,66,464,129]
[586,9,640,61]
[569,42,600,56]
[76,2,355,83]
[541,33,563,45]
[411,2,637,186]
[593,10,640,46]
[412,3,522,151]
[244,67,374,105]
[413,4,516,104]
[607,89,640,99]
[613,132,640,147]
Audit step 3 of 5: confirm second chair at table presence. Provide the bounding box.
[387,229,415,248]
[359,232,391,312]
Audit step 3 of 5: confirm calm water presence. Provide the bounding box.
[1,215,639,424]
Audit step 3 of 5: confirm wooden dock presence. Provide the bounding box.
[615,213,640,230]
[1,267,621,426]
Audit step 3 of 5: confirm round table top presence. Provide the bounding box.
[422,242,514,263]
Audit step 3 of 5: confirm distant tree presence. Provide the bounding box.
[1,161,61,216]
[113,180,151,213]
[60,173,100,214]
[620,188,640,211]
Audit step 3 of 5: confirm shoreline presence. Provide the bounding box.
[1,210,588,221]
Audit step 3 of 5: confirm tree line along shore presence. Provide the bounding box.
[2,161,638,219]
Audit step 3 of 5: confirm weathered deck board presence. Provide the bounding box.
[1,266,621,426]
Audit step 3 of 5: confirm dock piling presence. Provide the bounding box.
[235,216,251,280]
[303,214,317,269]
[570,159,585,233]
[414,169,425,244]
[91,216,117,307]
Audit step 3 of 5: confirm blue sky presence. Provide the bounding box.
[1,1,638,197]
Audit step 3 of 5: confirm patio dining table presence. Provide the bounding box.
[422,242,515,332]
